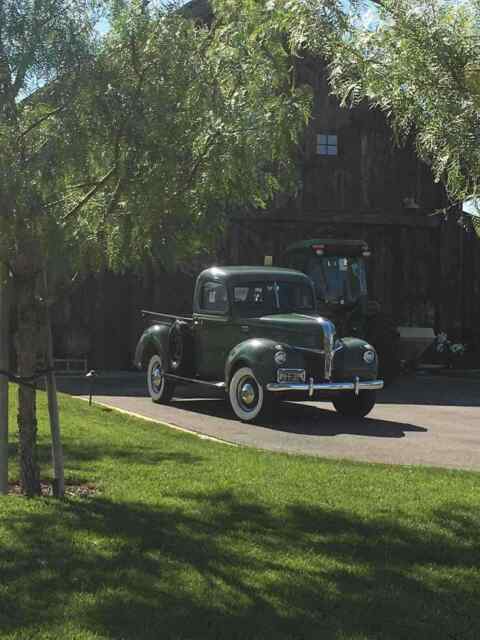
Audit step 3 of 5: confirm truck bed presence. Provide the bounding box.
[141,309,194,325]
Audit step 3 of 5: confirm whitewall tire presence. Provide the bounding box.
[147,354,175,404]
[229,367,270,423]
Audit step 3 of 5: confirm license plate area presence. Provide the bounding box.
[277,369,306,383]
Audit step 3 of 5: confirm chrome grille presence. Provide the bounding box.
[320,319,335,380]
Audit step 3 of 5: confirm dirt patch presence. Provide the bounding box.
[7,480,98,498]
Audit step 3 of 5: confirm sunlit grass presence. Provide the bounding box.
[1,385,479,639]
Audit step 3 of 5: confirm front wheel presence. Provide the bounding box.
[332,390,376,418]
[229,367,272,423]
[147,354,175,404]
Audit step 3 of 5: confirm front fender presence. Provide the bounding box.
[225,339,305,387]
[333,337,379,381]
[134,324,171,369]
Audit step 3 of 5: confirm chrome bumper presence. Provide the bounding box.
[266,377,384,397]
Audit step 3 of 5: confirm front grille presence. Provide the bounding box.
[303,352,326,381]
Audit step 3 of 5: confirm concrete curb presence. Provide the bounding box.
[78,396,238,448]
[418,370,480,381]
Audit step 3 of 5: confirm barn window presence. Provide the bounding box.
[317,134,338,156]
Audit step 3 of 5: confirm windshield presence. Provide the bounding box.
[232,281,315,316]
[307,256,367,305]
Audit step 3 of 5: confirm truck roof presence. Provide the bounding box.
[199,266,309,284]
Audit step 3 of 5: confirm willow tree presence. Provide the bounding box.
[304,0,480,212]
[1,0,324,496]
[60,0,316,271]
[0,0,101,496]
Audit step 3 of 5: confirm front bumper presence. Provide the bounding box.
[266,377,384,397]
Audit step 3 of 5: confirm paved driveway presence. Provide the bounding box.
[59,373,480,471]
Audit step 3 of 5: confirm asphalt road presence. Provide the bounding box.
[59,372,480,471]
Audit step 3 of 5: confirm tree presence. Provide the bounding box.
[303,0,480,209]
[0,0,101,496]
[59,0,315,271]
[1,0,318,495]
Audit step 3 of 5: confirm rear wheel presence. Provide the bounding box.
[229,367,272,423]
[147,354,175,404]
[332,390,376,418]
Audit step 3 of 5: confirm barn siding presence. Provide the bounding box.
[51,55,480,369]
[224,60,480,346]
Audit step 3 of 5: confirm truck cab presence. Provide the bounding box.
[135,266,384,422]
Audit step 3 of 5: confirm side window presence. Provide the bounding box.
[200,281,228,314]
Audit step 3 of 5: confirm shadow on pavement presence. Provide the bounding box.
[56,372,480,408]
[377,374,480,408]
[168,396,427,439]
[56,374,150,398]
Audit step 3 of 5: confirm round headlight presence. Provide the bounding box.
[363,349,376,364]
[274,350,287,365]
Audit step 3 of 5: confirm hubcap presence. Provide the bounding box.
[151,364,163,393]
[240,382,256,406]
[239,380,257,409]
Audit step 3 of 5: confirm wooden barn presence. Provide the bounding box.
[224,57,480,347]
[53,2,480,370]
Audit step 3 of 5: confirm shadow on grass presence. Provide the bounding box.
[0,491,479,639]
[7,441,203,478]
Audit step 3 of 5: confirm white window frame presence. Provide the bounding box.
[316,133,338,156]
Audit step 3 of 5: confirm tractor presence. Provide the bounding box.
[283,239,401,385]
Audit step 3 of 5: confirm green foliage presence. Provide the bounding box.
[0,0,317,276]
[0,0,101,272]
[58,0,313,271]
[305,0,480,205]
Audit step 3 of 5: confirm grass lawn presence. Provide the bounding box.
[0,387,479,640]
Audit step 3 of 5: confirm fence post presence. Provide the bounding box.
[0,264,10,495]
[43,271,65,498]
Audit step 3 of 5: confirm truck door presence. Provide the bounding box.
[193,280,232,380]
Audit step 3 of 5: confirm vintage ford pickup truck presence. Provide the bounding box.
[134,266,384,422]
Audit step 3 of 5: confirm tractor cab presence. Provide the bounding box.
[284,239,371,316]
[283,238,402,384]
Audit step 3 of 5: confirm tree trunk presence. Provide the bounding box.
[15,271,41,497]
[43,271,64,498]
[0,264,9,495]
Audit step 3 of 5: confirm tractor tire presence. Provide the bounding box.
[365,313,401,387]
[168,320,195,377]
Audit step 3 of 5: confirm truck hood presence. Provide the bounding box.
[245,313,333,350]
[256,313,328,328]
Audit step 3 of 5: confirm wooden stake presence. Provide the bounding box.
[43,271,64,498]
[0,263,9,495]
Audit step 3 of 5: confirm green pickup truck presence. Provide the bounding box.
[134,266,383,422]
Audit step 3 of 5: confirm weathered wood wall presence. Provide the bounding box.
[50,53,480,369]
[224,212,480,345]
[224,59,480,346]
[51,266,195,370]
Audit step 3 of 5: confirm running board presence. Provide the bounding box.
[164,373,225,390]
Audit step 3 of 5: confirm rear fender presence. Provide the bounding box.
[134,324,171,370]
[225,339,304,387]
